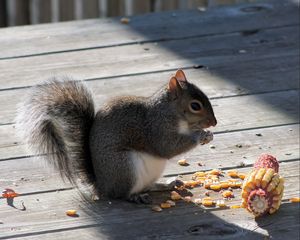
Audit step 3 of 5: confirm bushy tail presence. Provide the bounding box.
[16,78,96,187]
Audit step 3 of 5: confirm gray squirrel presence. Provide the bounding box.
[16,70,217,203]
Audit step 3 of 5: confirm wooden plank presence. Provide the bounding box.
[0,24,298,91]
[0,161,299,239]
[0,0,298,59]
[0,124,298,188]
[0,54,298,125]
[0,89,298,159]
[5,87,300,144]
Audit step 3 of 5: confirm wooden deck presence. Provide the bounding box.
[0,0,299,239]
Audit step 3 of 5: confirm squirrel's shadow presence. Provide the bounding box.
[77,190,266,240]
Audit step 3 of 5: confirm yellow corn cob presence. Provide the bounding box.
[240,154,284,217]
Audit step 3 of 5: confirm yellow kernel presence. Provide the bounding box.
[238,173,247,180]
[227,170,239,178]
[209,169,222,176]
[177,159,189,166]
[210,184,222,191]
[289,197,300,203]
[220,181,230,189]
[222,190,234,198]
[66,210,78,217]
[184,180,198,188]
[170,191,182,200]
[160,202,172,209]
[202,197,214,207]
[230,205,241,209]
[194,171,206,177]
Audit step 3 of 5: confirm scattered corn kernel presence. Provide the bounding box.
[202,197,214,207]
[230,205,241,209]
[170,191,182,200]
[289,197,300,203]
[194,171,206,177]
[160,202,172,209]
[210,184,222,191]
[222,190,234,198]
[238,173,247,180]
[220,181,230,189]
[209,169,222,176]
[177,159,189,166]
[66,210,78,217]
[152,205,162,212]
[227,170,239,178]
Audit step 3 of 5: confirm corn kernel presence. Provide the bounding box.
[194,171,206,177]
[202,197,214,207]
[178,159,189,166]
[289,197,300,203]
[170,191,182,200]
[227,170,238,178]
[160,202,172,209]
[230,205,241,209]
[222,190,234,198]
[210,184,222,191]
[220,181,230,189]
[66,210,78,217]
[238,173,247,180]
[209,169,222,176]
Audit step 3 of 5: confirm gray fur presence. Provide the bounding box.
[16,78,95,187]
[17,74,216,200]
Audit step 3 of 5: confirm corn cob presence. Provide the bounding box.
[241,154,284,217]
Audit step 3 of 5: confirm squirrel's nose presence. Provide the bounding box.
[207,116,217,127]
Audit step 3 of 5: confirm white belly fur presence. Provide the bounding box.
[130,151,167,194]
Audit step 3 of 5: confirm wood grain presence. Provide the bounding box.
[0,161,299,240]
[0,0,298,59]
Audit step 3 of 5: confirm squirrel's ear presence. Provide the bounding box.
[175,69,187,83]
[168,77,182,99]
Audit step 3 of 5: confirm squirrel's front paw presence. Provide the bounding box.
[200,131,214,145]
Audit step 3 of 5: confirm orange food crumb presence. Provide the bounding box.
[160,202,172,209]
[227,170,239,178]
[66,210,78,217]
[289,197,300,203]
[170,191,182,200]
[222,190,234,198]
[230,205,241,209]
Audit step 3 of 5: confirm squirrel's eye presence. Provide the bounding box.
[189,101,202,112]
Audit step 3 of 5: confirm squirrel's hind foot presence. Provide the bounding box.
[127,193,152,204]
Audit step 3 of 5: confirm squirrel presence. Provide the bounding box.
[16,70,217,203]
